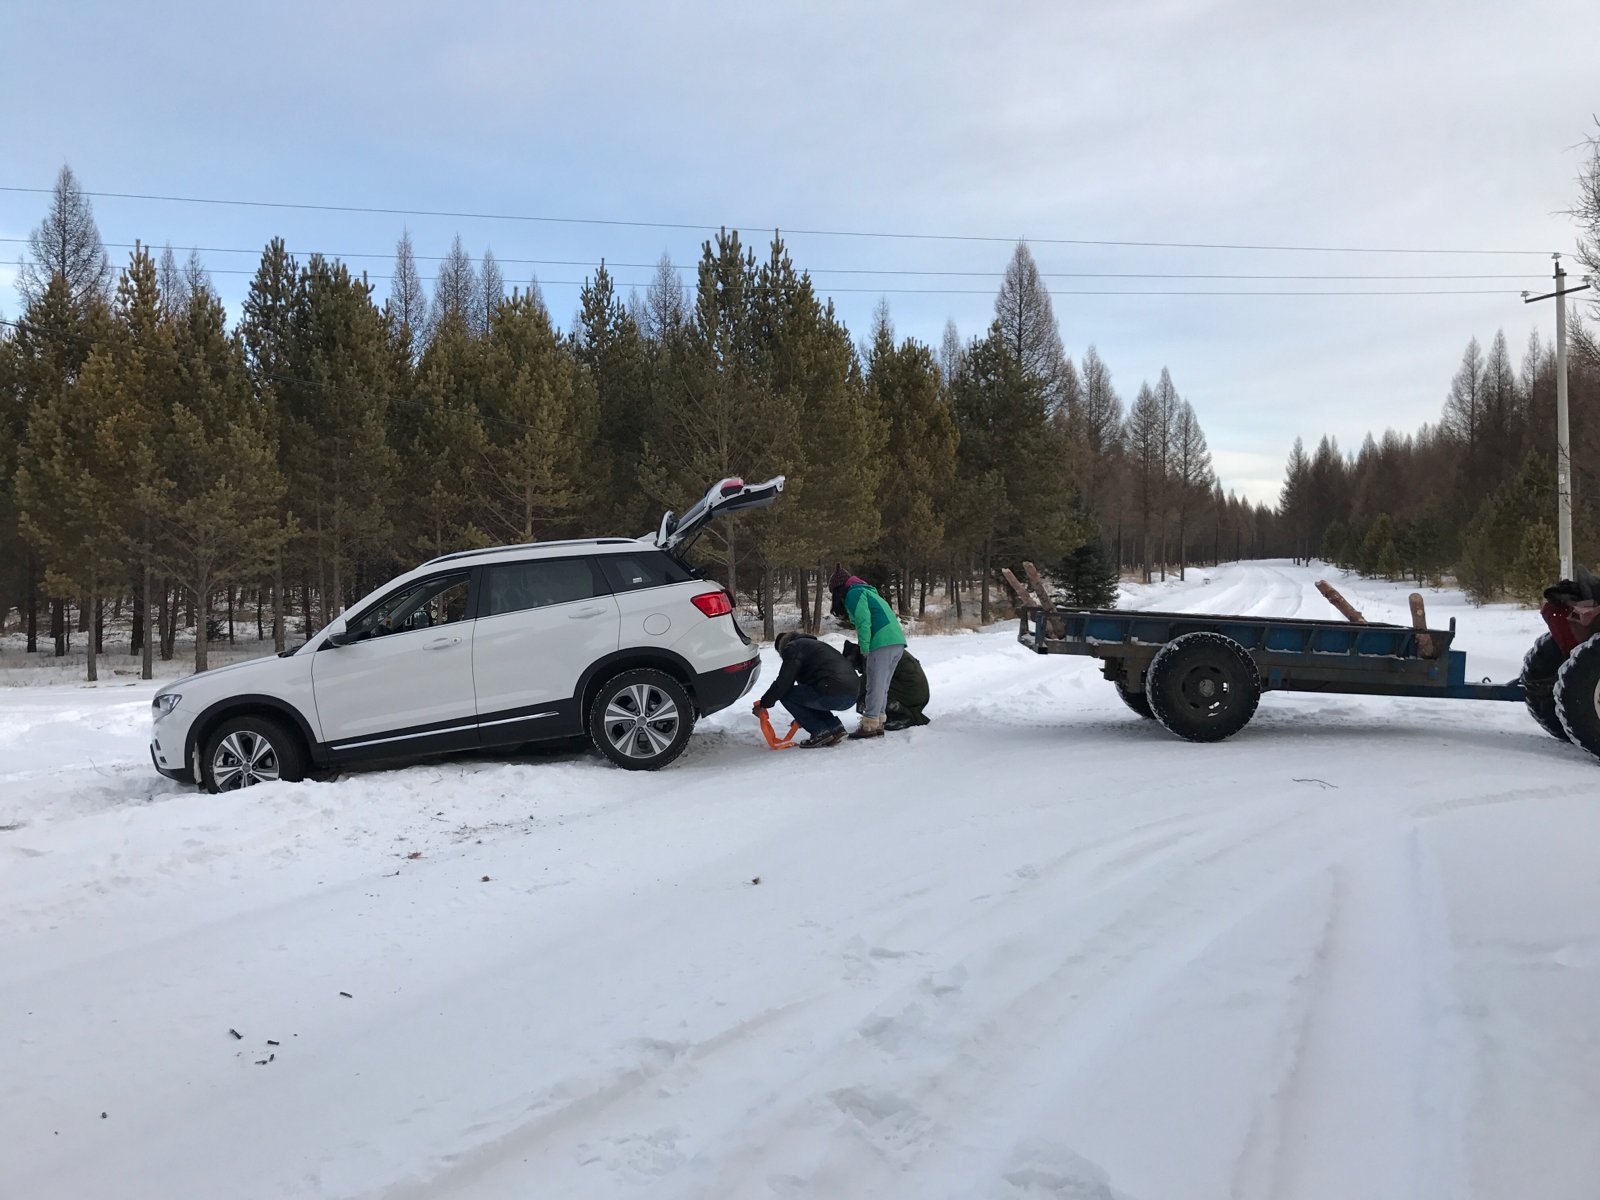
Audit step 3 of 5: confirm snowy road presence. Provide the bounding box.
[3,561,1598,1200]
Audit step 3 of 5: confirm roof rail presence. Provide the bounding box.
[422,537,636,567]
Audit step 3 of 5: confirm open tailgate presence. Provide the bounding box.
[653,475,785,554]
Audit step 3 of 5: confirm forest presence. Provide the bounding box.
[3,145,1599,681]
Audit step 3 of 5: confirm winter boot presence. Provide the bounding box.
[800,727,847,749]
[849,716,885,740]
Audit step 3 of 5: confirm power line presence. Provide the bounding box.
[0,237,1547,281]
[0,184,1552,257]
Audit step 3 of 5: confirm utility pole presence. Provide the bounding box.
[1523,255,1592,580]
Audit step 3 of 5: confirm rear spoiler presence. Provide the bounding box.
[653,475,785,553]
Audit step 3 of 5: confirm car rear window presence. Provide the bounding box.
[600,551,693,593]
[483,558,606,617]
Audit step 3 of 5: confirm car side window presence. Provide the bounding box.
[600,552,693,594]
[347,572,472,641]
[484,558,606,617]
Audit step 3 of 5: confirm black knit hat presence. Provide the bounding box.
[827,565,851,592]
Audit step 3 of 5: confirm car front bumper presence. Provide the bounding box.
[150,708,198,783]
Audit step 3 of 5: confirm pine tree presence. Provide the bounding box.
[633,254,688,342]
[15,342,137,681]
[477,293,594,543]
[575,262,653,534]
[1124,382,1164,582]
[1170,401,1214,580]
[1320,519,1349,566]
[950,327,1083,621]
[993,241,1068,413]
[1068,345,1123,523]
[388,229,429,353]
[637,230,790,600]
[109,244,181,677]
[0,323,23,634]
[285,256,398,627]
[478,250,505,336]
[868,317,958,617]
[1278,437,1312,563]
[430,235,478,337]
[150,288,288,671]
[404,312,488,556]
[239,239,305,648]
[1056,496,1120,608]
[17,165,112,308]
[1508,521,1558,606]
[751,236,882,634]
[1456,454,1555,603]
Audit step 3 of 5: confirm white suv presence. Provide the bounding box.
[150,476,782,791]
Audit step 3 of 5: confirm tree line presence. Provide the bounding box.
[1274,322,1600,604]
[1,167,1260,679]
[1270,123,1600,605]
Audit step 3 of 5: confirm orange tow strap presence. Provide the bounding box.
[757,708,801,749]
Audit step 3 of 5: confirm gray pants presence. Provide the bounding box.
[863,644,905,721]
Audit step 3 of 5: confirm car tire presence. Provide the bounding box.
[588,669,694,771]
[201,714,308,793]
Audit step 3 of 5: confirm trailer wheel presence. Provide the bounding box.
[1522,632,1571,742]
[1147,632,1261,743]
[1554,637,1600,760]
[1113,679,1154,719]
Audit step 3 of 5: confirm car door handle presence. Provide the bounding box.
[568,606,609,620]
[423,635,462,650]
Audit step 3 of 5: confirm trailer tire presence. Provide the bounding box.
[1522,632,1571,742]
[1147,632,1261,743]
[1554,637,1600,760]
[1113,679,1154,719]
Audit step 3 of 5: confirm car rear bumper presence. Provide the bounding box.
[693,655,759,716]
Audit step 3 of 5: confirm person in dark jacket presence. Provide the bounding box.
[843,640,931,730]
[752,631,860,748]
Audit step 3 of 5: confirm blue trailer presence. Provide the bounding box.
[1016,605,1526,743]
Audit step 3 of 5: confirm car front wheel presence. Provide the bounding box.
[201,715,308,793]
[588,669,694,771]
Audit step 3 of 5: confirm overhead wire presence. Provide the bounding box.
[0,183,1553,256]
[0,237,1550,281]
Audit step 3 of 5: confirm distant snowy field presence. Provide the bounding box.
[3,561,1597,1200]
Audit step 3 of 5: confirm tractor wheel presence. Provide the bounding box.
[1554,637,1600,760]
[1146,632,1261,743]
[1521,632,1570,742]
[1113,679,1154,719]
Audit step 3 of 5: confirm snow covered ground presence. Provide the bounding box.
[3,560,1597,1200]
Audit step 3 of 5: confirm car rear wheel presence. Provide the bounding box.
[202,715,307,793]
[588,669,694,771]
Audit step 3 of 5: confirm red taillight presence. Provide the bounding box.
[692,590,733,618]
[723,657,757,673]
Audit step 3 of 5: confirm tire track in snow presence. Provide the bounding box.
[1231,831,1470,1200]
[648,799,1395,1199]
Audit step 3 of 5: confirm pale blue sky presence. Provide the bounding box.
[3,0,1596,502]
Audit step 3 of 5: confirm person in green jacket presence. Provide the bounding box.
[843,639,931,731]
[828,566,907,739]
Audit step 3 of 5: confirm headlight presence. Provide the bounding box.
[152,694,182,719]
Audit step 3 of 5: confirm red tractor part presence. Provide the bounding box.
[1541,597,1600,654]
